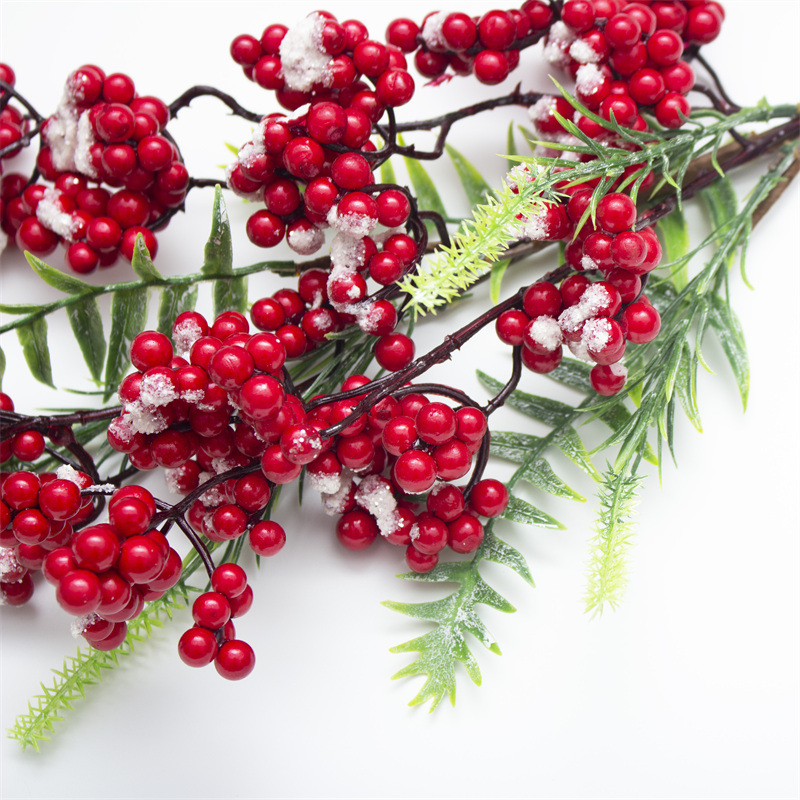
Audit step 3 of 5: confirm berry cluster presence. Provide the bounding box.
[43,484,182,651]
[386,5,552,86]
[539,0,723,135]
[0,64,26,163]
[0,391,47,464]
[1,65,181,272]
[177,562,256,680]
[496,189,662,394]
[305,381,509,572]
[0,464,93,607]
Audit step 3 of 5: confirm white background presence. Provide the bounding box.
[1,2,798,798]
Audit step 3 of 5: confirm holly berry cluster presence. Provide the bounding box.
[496,189,662,395]
[0,64,181,272]
[178,562,256,680]
[0,64,26,163]
[539,0,723,134]
[304,381,509,573]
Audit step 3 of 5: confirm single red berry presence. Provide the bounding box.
[248,520,286,556]
[374,333,414,372]
[178,627,218,668]
[336,509,379,551]
[215,640,256,680]
[469,479,509,517]
[405,545,438,573]
[56,569,102,615]
[393,450,437,494]
[448,513,485,554]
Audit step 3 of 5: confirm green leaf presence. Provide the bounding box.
[25,253,93,295]
[104,287,148,401]
[596,403,658,466]
[379,156,397,185]
[521,457,585,502]
[0,302,44,314]
[202,186,233,278]
[157,285,198,337]
[708,294,749,409]
[17,318,53,387]
[65,297,106,382]
[506,121,517,157]
[553,426,601,480]
[445,144,493,207]
[130,235,163,281]
[399,134,446,232]
[0,345,5,388]
[478,372,574,427]
[481,531,534,586]
[658,207,690,291]
[702,175,738,231]
[502,494,565,529]
[489,258,510,304]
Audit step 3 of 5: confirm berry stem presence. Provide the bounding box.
[167,85,261,123]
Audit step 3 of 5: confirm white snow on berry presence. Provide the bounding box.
[355,475,398,537]
[581,254,599,271]
[36,188,74,239]
[74,110,97,178]
[408,523,420,543]
[164,468,185,495]
[321,469,355,515]
[517,208,550,241]
[421,12,448,50]
[327,205,377,237]
[200,479,225,508]
[172,318,204,359]
[529,95,558,124]
[0,229,7,259]
[56,464,84,486]
[581,317,612,352]
[0,549,25,582]
[527,316,563,352]
[543,22,575,67]
[568,338,592,362]
[356,301,384,335]
[44,91,79,173]
[123,400,170,436]
[609,362,628,378]
[139,372,179,408]
[287,224,325,256]
[576,63,605,93]
[308,469,342,495]
[329,232,366,270]
[569,38,602,64]
[279,13,333,93]
[224,162,264,201]
[558,304,585,335]
[71,612,99,638]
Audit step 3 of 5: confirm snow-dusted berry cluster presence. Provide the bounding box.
[497,189,662,395]
[0,65,182,272]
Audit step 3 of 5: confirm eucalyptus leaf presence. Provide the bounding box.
[104,287,148,400]
[130,235,163,281]
[25,253,93,295]
[445,144,493,207]
[17,318,53,387]
[66,297,106,382]
[157,285,199,336]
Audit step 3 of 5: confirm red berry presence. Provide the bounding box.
[57,569,102,615]
[178,627,218,667]
[336,510,379,551]
[469,479,509,517]
[215,640,256,680]
[393,450,437,494]
[374,333,414,372]
[448,513,485,553]
[248,520,286,556]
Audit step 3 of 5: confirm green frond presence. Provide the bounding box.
[8,588,189,751]
[584,468,643,616]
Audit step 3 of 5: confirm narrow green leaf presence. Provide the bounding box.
[489,258,510,304]
[157,284,199,336]
[25,253,94,295]
[0,345,5,388]
[104,287,148,400]
[202,186,233,278]
[502,494,565,529]
[65,297,106,382]
[0,302,44,314]
[658,207,690,291]
[398,134,446,232]
[702,175,738,231]
[596,403,658,465]
[547,358,593,392]
[553,427,600,480]
[708,294,749,409]
[17,318,53,387]
[214,276,247,316]
[130,235,163,281]
[506,121,517,157]
[521,458,585,501]
[379,156,397,185]
[445,144,493,207]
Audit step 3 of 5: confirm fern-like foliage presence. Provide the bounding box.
[584,468,643,615]
[8,586,189,751]
[398,172,548,316]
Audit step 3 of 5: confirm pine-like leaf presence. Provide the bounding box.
[17,317,54,387]
[8,588,189,750]
[584,467,643,615]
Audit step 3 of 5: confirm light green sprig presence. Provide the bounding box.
[584,468,643,616]
[398,171,549,316]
